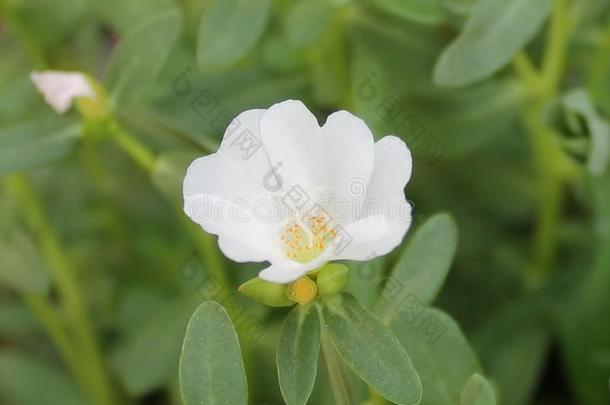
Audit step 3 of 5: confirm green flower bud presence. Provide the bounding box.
[316,263,348,296]
[76,76,109,122]
[238,277,294,307]
[286,276,317,305]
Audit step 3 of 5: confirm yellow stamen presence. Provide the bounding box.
[280,214,336,263]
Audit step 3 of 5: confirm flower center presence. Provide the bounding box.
[280,213,337,263]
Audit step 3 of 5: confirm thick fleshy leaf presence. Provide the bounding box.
[277,304,320,405]
[401,79,523,157]
[197,0,272,73]
[392,307,482,405]
[433,0,553,87]
[562,89,610,175]
[461,373,497,405]
[474,298,550,405]
[285,0,337,47]
[560,233,610,405]
[322,293,422,405]
[106,10,181,105]
[9,0,89,51]
[378,213,458,323]
[0,117,80,175]
[92,0,176,34]
[179,301,247,405]
[366,0,444,25]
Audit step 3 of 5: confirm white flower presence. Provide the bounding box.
[30,71,96,114]
[183,100,413,284]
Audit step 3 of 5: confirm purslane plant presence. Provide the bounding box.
[27,69,496,405]
[5,0,608,403]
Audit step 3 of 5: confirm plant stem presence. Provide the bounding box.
[541,0,571,96]
[512,52,541,94]
[22,294,84,381]
[320,330,355,405]
[514,0,572,286]
[522,107,565,285]
[107,119,156,172]
[6,175,116,405]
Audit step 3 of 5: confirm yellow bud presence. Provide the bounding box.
[286,277,317,305]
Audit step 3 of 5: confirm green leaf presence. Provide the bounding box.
[0,301,38,339]
[285,0,337,47]
[106,10,181,106]
[322,293,422,405]
[0,350,85,405]
[474,298,550,405]
[344,256,386,311]
[461,373,497,405]
[180,301,248,405]
[378,213,458,323]
[433,0,553,87]
[366,0,444,25]
[562,88,610,175]
[0,117,80,175]
[401,79,524,157]
[392,307,483,405]
[11,0,90,52]
[0,231,50,294]
[560,235,610,405]
[197,0,272,73]
[309,19,348,107]
[238,277,294,307]
[277,304,320,405]
[92,0,176,34]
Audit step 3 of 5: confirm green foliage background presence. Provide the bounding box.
[0,0,609,404]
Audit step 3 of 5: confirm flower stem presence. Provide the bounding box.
[320,330,355,405]
[6,175,116,405]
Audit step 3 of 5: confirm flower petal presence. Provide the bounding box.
[320,110,375,223]
[332,135,413,261]
[183,109,283,262]
[259,253,330,284]
[258,100,327,202]
[30,71,95,114]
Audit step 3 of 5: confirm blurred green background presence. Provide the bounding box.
[1,0,610,404]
